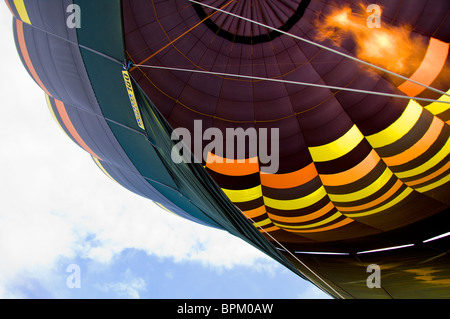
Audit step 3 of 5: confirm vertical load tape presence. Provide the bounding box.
[122,70,146,130]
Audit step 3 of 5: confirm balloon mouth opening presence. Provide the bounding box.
[193,0,311,45]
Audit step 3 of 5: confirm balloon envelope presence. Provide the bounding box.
[7,0,450,298]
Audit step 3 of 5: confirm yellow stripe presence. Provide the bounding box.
[382,116,444,167]
[345,187,414,217]
[92,157,119,185]
[253,218,272,228]
[154,202,177,216]
[366,100,423,148]
[273,212,342,229]
[336,179,404,212]
[406,161,450,187]
[308,125,364,162]
[424,89,450,115]
[395,137,450,179]
[13,0,31,24]
[122,70,146,130]
[264,186,327,210]
[328,168,393,202]
[415,173,450,193]
[222,185,262,203]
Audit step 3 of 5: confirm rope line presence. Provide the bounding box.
[188,0,450,98]
[237,207,345,299]
[129,0,236,71]
[133,63,450,105]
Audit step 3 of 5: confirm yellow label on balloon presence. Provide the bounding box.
[122,70,146,130]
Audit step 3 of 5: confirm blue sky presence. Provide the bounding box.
[0,2,330,299]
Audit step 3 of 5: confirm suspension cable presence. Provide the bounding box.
[130,0,236,71]
[188,0,450,98]
[133,63,450,105]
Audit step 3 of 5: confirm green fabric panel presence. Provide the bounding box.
[74,0,125,61]
[106,121,179,190]
[78,50,140,131]
[147,180,222,228]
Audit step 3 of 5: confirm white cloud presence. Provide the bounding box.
[96,268,147,299]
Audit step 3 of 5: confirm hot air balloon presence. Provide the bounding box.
[6,0,450,298]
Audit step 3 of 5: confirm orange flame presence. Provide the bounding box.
[314,4,427,76]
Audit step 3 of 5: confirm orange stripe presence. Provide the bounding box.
[5,0,14,16]
[405,161,450,187]
[337,179,404,212]
[398,38,449,97]
[205,152,259,176]
[267,201,335,223]
[15,19,52,97]
[383,117,444,167]
[286,218,353,233]
[241,206,266,219]
[260,162,318,189]
[320,149,380,186]
[54,99,101,159]
[258,225,280,233]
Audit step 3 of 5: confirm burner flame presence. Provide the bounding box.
[315,4,428,76]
